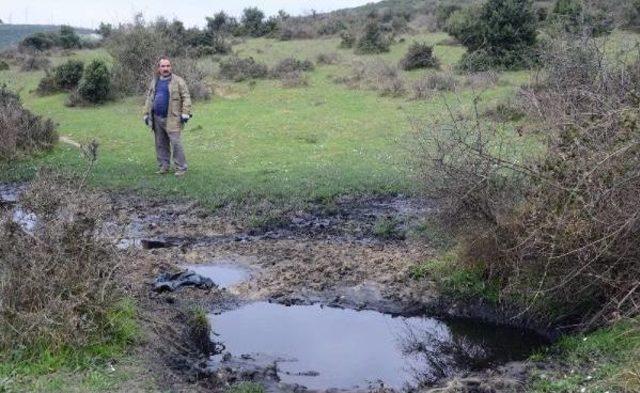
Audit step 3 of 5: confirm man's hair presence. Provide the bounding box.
[154,55,171,76]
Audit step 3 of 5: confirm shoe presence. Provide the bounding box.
[174,170,187,177]
[155,168,169,175]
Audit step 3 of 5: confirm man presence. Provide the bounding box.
[143,56,192,176]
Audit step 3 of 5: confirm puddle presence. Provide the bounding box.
[183,264,250,289]
[209,303,547,390]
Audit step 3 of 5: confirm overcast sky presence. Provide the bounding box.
[0,0,376,29]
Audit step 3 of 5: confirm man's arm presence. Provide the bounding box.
[143,82,154,116]
[179,78,192,116]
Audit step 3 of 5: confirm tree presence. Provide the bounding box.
[59,25,81,49]
[242,7,265,37]
[97,22,113,38]
[78,59,111,103]
[446,0,538,70]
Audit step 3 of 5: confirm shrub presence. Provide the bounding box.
[36,72,60,95]
[53,59,84,90]
[0,170,127,353]
[355,22,391,54]
[172,57,212,100]
[412,72,457,99]
[316,52,339,65]
[447,0,538,71]
[20,32,57,51]
[279,71,309,88]
[58,25,81,49]
[78,59,111,104]
[270,57,314,78]
[0,86,57,159]
[416,40,640,329]
[550,0,614,37]
[435,1,463,28]
[399,42,439,71]
[19,54,51,71]
[0,61,8,71]
[219,56,268,82]
[339,30,356,49]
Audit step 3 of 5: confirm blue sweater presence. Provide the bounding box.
[153,77,171,118]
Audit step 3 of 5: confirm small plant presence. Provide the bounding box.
[19,54,50,72]
[279,71,309,88]
[399,42,439,71]
[0,61,8,71]
[36,72,59,95]
[219,56,268,82]
[78,59,111,104]
[316,52,339,65]
[373,216,405,240]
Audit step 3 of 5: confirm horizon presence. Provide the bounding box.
[0,0,377,29]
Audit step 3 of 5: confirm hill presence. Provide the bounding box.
[0,24,94,50]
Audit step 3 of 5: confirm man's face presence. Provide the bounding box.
[158,59,172,77]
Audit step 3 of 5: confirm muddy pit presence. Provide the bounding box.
[1,185,550,392]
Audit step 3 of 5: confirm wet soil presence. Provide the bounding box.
[1,184,551,392]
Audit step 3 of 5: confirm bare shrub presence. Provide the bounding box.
[399,42,439,71]
[412,72,457,99]
[0,169,125,352]
[416,38,640,329]
[0,86,57,159]
[19,54,51,72]
[316,52,340,65]
[463,71,500,90]
[172,57,212,100]
[279,71,309,88]
[335,59,407,97]
[219,56,268,82]
[270,57,314,78]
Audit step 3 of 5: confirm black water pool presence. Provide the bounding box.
[209,301,547,390]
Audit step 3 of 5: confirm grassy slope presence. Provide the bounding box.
[0,32,524,210]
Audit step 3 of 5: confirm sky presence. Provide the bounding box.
[0,0,376,29]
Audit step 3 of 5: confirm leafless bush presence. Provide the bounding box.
[412,72,458,99]
[171,57,212,101]
[415,38,640,329]
[335,59,407,97]
[463,71,500,90]
[316,52,340,65]
[19,54,51,71]
[0,169,125,352]
[279,70,309,88]
[0,86,57,159]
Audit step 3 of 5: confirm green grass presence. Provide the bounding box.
[529,320,640,393]
[0,33,534,211]
[0,299,146,393]
[409,252,500,304]
[227,382,265,393]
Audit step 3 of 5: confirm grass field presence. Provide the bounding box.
[0,31,533,210]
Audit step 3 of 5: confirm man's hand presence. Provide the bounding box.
[143,115,150,127]
[180,114,191,124]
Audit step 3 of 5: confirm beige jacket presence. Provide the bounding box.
[143,74,192,133]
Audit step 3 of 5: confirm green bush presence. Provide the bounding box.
[58,25,81,49]
[53,59,84,90]
[219,56,268,82]
[270,57,314,78]
[446,0,538,71]
[78,59,111,104]
[0,61,8,71]
[435,1,463,28]
[355,22,391,54]
[550,0,614,36]
[36,72,59,95]
[399,42,439,71]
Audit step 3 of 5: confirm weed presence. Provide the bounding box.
[227,382,265,393]
[373,216,405,240]
[316,52,339,65]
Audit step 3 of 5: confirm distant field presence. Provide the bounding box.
[0,24,94,50]
[0,31,556,209]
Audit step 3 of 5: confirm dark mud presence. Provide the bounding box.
[1,183,553,392]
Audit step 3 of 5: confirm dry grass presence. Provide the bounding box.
[0,169,125,352]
